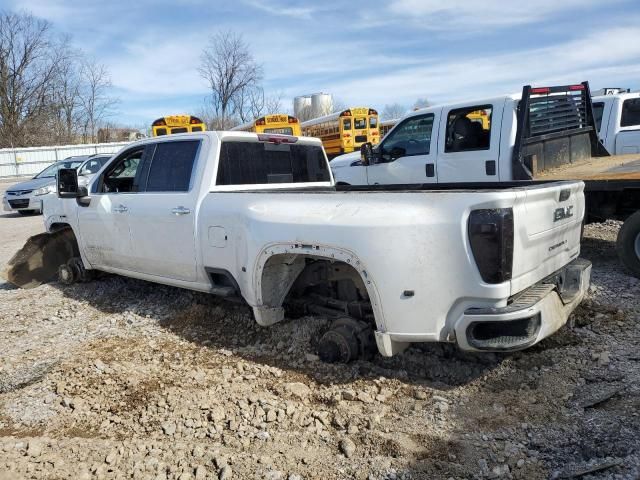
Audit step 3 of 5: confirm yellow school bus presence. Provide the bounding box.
[301,107,380,157]
[380,118,398,137]
[231,114,301,136]
[467,109,490,129]
[151,115,206,136]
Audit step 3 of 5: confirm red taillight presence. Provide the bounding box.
[152,119,166,126]
[468,208,514,284]
[256,118,266,126]
[257,134,298,144]
[531,87,550,94]
[288,116,298,124]
[569,84,585,91]
[368,109,378,115]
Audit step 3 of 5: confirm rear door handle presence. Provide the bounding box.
[171,206,191,216]
[113,204,128,213]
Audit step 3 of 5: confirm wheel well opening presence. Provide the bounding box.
[259,254,374,323]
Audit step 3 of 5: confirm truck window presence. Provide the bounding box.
[217,141,330,186]
[621,98,640,127]
[445,106,492,153]
[145,140,200,192]
[592,102,605,131]
[99,148,145,193]
[379,114,434,162]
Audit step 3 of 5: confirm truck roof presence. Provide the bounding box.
[396,93,521,122]
[592,91,640,102]
[127,130,324,148]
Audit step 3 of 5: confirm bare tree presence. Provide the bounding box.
[236,87,286,122]
[382,103,406,120]
[0,11,70,147]
[413,97,430,110]
[264,91,284,115]
[199,31,263,129]
[78,59,118,142]
[51,39,83,143]
[331,97,347,114]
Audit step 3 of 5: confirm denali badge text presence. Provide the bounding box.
[553,205,574,222]
[548,240,567,252]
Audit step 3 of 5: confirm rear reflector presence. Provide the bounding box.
[531,87,550,94]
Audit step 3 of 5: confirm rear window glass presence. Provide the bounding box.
[171,127,188,134]
[145,140,199,192]
[217,141,330,186]
[621,98,640,127]
[354,118,366,129]
[592,102,604,131]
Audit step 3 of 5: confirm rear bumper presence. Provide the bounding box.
[374,258,591,356]
[455,258,591,352]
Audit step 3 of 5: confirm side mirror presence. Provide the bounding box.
[57,168,81,198]
[360,142,374,166]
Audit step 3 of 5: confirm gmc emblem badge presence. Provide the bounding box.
[554,205,574,222]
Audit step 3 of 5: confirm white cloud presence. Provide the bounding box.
[104,32,206,96]
[241,0,317,19]
[387,0,613,29]
[324,26,640,107]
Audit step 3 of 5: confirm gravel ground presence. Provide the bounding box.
[0,213,638,480]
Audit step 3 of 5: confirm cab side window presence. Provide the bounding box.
[97,148,145,193]
[379,114,434,162]
[621,98,640,127]
[445,105,492,153]
[144,140,200,192]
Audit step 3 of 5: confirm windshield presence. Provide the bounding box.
[35,160,84,178]
[79,157,110,175]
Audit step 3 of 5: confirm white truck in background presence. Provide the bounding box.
[332,83,640,278]
[14,131,591,362]
[591,89,640,154]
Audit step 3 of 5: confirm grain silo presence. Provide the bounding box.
[311,93,333,118]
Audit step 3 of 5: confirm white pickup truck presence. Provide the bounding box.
[592,90,640,155]
[332,83,640,277]
[38,131,590,361]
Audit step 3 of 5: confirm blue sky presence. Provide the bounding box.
[3,0,640,125]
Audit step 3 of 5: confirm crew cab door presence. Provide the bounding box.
[78,146,147,270]
[366,111,439,184]
[436,101,503,182]
[123,139,202,282]
[616,97,640,154]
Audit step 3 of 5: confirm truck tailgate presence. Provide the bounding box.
[510,181,585,295]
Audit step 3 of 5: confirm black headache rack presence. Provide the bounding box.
[512,81,611,180]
